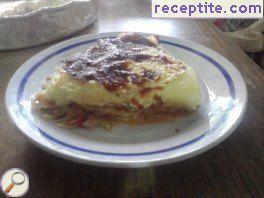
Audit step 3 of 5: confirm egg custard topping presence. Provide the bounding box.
[33,33,201,129]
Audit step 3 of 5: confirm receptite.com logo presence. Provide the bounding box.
[1,169,29,197]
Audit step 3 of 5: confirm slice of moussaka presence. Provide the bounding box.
[32,33,201,129]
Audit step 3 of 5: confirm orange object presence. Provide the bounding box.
[5,182,14,193]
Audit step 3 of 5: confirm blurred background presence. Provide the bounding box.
[0,1,263,68]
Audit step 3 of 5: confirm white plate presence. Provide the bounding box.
[5,32,247,168]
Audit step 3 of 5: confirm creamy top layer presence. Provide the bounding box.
[62,33,176,91]
[34,33,201,110]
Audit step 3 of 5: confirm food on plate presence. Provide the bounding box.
[32,33,201,129]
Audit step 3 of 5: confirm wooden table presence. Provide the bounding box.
[0,0,263,197]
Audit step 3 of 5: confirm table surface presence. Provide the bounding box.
[0,0,263,197]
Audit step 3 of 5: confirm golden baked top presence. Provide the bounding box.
[62,33,181,91]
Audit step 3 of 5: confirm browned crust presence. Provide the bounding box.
[61,33,173,91]
[139,86,163,97]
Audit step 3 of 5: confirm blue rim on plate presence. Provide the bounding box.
[16,38,236,156]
